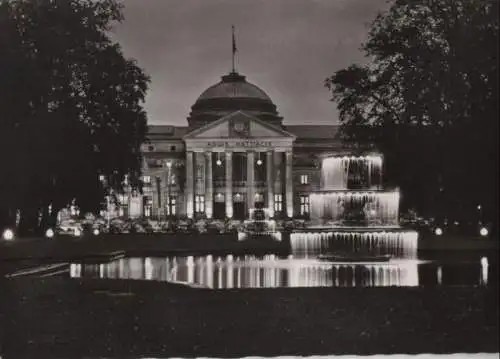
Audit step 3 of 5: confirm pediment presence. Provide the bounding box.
[183,111,295,140]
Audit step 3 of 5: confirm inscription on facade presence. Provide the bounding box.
[206,140,273,148]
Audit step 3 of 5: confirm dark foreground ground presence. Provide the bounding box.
[0,234,498,358]
[0,277,498,358]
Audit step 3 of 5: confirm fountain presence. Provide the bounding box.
[238,206,281,241]
[291,154,419,259]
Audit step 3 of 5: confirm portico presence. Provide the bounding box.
[183,111,295,219]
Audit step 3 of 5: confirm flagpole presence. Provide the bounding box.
[232,25,236,73]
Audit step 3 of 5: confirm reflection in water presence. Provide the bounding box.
[437,266,443,285]
[481,257,488,286]
[70,255,423,289]
[65,232,495,289]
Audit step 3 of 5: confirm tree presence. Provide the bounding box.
[0,0,150,235]
[326,0,498,225]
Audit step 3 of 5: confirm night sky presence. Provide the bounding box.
[112,0,390,126]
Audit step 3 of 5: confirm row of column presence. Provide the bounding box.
[185,150,293,219]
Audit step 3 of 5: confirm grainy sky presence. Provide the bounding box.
[111,0,390,126]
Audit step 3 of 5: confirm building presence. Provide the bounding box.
[125,70,376,221]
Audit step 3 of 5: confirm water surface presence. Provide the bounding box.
[67,251,495,289]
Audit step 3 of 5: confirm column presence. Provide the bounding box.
[225,151,233,218]
[285,150,293,218]
[247,151,255,215]
[367,158,372,189]
[186,151,194,219]
[205,151,213,218]
[267,150,274,217]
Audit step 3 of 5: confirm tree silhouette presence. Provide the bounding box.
[0,0,150,235]
[326,0,498,226]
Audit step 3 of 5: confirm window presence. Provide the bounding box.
[144,196,153,217]
[119,204,128,217]
[170,145,176,151]
[274,194,283,212]
[167,196,176,216]
[170,175,176,185]
[300,195,310,215]
[300,174,309,184]
[142,175,151,184]
[99,175,105,182]
[195,195,205,213]
[118,194,128,204]
[196,164,204,185]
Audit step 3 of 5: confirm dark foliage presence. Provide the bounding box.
[0,0,150,234]
[326,0,498,225]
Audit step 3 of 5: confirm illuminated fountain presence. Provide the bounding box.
[290,231,418,258]
[238,207,281,241]
[309,191,400,227]
[292,154,419,259]
[321,156,382,190]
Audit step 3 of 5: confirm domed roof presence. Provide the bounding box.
[187,71,283,129]
[196,72,272,102]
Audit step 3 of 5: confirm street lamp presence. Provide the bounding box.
[480,227,488,237]
[45,228,55,239]
[166,161,172,217]
[106,194,111,230]
[2,228,14,241]
[155,176,162,221]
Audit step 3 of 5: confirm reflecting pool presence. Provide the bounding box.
[65,251,496,289]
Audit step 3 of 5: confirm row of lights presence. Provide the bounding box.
[2,227,101,241]
[215,159,263,166]
[434,226,489,237]
[325,155,383,162]
[216,193,263,199]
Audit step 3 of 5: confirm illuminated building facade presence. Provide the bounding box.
[125,71,379,220]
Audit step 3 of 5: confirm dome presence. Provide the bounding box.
[197,72,272,102]
[187,71,283,129]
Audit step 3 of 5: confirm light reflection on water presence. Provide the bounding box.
[68,254,492,289]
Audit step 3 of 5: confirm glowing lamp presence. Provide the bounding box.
[93,228,100,236]
[2,228,14,241]
[434,227,443,236]
[480,227,488,237]
[216,159,222,166]
[74,228,82,237]
[166,161,172,168]
[45,228,55,239]
[256,159,263,166]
